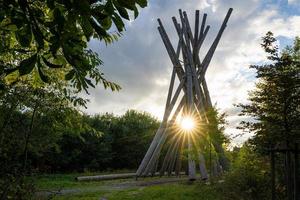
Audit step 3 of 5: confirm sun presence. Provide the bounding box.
[180,116,195,132]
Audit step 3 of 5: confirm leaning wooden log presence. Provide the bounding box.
[194,10,200,50]
[137,8,232,181]
[198,152,209,180]
[212,141,230,171]
[160,132,183,176]
[136,124,167,176]
[188,134,197,180]
[197,8,233,80]
[172,16,207,116]
[142,96,186,176]
[200,13,207,39]
[157,20,185,79]
[174,136,185,176]
[138,75,186,176]
[183,11,194,45]
[160,139,177,176]
[201,79,212,108]
[167,135,182,176]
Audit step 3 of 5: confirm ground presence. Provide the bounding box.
[33,173,223,200]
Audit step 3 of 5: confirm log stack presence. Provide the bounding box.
[136,8,233,181]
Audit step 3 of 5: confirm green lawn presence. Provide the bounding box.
[107,183,222,200]
[33,173,223,200]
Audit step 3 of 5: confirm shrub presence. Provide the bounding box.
[219,144,271,200]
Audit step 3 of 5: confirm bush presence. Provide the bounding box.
[0,175,35,200]
[219,144,271,200]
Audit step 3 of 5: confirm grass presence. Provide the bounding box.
[33,173,224,200]
[107,183,222,200]
[33,173,119,190]
[32,170,134,190]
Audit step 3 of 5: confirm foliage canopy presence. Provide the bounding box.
[0,0,147,92]
[238,32,300,152]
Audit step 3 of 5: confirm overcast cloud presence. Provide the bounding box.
[84,0,300,145]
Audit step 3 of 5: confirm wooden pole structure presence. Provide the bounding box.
[136,8,233,181]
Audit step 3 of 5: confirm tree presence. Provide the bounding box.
[111,110,160,169]
[221,143,271,200]
[204,107,230,172]
[0,0,147,92]
[238,32,300,199]
[238,32,300,152]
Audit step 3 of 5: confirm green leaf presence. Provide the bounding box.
[112,14,124,32]
[85,78,95,88]
[18,54,37,75]
[76,0,91,15]
[133,6,139,19]
[53,8,65,29]
[116,6,130,20]
[49,36,60,56]
[117,0,135,10]
[105,0,114,14]
[32,27,44,50]
[4,67,18,75]
[46,0,55,9]
[65,69,75,80]
[37,59,50,83]
[80,17,94,40]
[11,10,25,28]
[42,56,62,68]
[15,25,32,47]
[0,81,5,90]
[89,18,108,38]
[100,17,112,30]
[136,0,147,8]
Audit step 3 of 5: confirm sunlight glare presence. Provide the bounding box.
[180,116,195,132]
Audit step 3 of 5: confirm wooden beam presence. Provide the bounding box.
[197,8,233,81]
[167,135,182,176]
[182,11,194,46]
[194,10,200,47]
[163,68,176,118]
[138,8,233,179]
[174,136,184,176]
[137,77,185,176]
[173,17,206,115]
[142,96,185,176]
[200,13,207,39]
[196,25,210,55]
[137,71,185,177]
[157,20,185,79]
[202,79,212,108]
[188,133,196,180]
[198,152,209,180]
[136,124,167,176]
[160,137,177,176]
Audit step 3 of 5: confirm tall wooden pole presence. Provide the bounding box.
[136,8,232,180]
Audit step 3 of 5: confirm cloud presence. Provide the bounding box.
[84,0,299,145]
[288,0,299,5]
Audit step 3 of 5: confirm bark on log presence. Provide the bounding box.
[198,153,208,180]
[76,173,136,181]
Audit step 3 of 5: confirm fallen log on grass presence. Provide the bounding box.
[76,172,187,182]
[76,173,136,181]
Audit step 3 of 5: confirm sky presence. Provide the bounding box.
[86,0,300,145]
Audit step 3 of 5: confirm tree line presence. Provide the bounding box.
[223,33,300,200]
